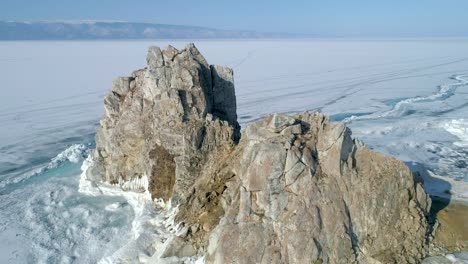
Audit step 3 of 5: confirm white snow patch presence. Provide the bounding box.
[445,252,468,263]
[443,119,468,147]
[79,156,204,264]
[48,143,90,167]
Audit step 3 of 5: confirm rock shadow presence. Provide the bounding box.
[405,161,452,228]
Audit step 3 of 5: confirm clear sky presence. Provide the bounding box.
[2,0,468,37]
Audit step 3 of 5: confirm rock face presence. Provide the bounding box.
[204,113,431,263]
[85,43,240,204]
[86,43,433,263]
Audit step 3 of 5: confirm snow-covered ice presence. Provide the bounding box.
[1,39,468,262]
[444,119,468,147]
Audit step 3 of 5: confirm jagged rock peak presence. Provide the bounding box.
[142,43,238,127]
[147,44,208,69]
[87,43,240,205]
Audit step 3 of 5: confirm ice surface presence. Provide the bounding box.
[0,143,89,190]
[0,154,133,263]
[2,39,468,262]
[428,252,468,263]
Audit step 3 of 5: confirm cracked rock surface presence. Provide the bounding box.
[205,112,431,264]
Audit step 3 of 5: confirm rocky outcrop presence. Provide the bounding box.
[204,113,431,263]
[85,43,434,263]
[85,43,240,205]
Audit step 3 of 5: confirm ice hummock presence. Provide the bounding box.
[0,143,90,190]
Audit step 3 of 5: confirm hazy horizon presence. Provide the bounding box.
[1,1,468,38]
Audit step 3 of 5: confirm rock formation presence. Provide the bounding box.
[84,43,434,263]
[85,43,239,205]
[204,113,431,263]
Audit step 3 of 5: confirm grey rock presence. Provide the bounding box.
[284,147,301,172]
[162,45,179,62]
[268,113,296,133]
[280,123,302,136]
[147,46,164,68]
[160,236,197,258]
[111,77,132,96]
[284,160,305,186]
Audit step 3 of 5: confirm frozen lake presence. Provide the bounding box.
[1,39,468,262]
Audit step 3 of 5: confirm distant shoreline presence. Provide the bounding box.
[2,38,468,42]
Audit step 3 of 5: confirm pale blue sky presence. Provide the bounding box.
[2,0,468,37]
